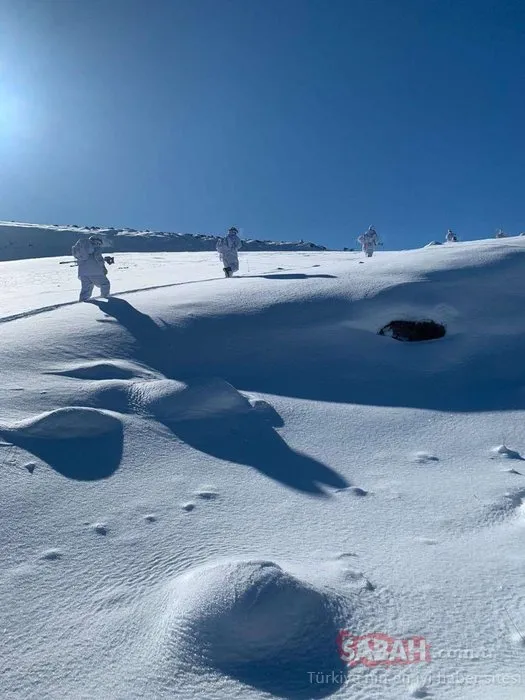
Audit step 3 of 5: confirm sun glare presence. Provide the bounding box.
[0,84,33,142]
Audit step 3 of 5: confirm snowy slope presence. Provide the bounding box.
[0,221,326,262]
[0,251,333,322]
[1,238,525,700]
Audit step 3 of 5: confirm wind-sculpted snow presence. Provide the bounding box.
[49,359,161,381]
[128,377,252,421]
[0,406,122,439]
[154,559,348,698]
[0,408,124,480]
[1,238,525,699]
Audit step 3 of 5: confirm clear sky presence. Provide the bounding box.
[0,0,523,250]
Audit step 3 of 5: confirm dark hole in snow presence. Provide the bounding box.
[378,320,446,342]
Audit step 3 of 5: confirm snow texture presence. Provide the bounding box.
[1,235,525,699]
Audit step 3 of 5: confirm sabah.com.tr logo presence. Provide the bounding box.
[338,631,431,667]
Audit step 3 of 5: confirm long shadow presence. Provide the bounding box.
[164,410,349,496]
[2,427,123,481]
[90,298,172,375]
[90,298,162,339]
[92,300,349,495]
[243,273,337,280]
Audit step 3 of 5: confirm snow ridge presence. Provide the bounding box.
[0,220,327,261]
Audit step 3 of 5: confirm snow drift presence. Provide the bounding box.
[1,236,525,699]
[160,559,347,697]
[0,406,122,439]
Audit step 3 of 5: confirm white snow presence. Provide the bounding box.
[1,236,525,698]
[0,406,122,439]
[0,250,334,321]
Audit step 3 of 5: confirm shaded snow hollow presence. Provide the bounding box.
[1,238,525,699]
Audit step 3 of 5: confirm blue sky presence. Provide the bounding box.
[0,0,523,250]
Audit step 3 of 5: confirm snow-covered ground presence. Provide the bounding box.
[1,238,525,699]
[0,251,335,322]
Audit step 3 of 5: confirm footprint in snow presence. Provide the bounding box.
[144,514,157,523]
[39,549,62,561]
[91,523,108,536]
[412,452,439,464]
[182,502,195,512]
[23,462,36,474]
[195,487,219,500]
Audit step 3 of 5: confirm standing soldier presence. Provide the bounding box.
[357,226,380,258]
[217,227,242,277]
[72,235,112,301]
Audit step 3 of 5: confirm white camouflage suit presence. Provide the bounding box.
[357,227,379,257]
[72,237,110,301]
[216,230,242,275]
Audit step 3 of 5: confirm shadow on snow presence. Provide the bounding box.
[90,298,349,496]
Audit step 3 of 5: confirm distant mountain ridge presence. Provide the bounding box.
[0,221,327,261]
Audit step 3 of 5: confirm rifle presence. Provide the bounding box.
[59,256,114,266]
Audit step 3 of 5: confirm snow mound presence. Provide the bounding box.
[129,378,251,422]
[484,489,525,525]
[56,377,254,425]
[490,444,524,460]
[0,407,122,439]
[0,408,124,480]
[165,560,346,695]
[336,486,368,497]
[461,488,525,530]
[49,359,161,381]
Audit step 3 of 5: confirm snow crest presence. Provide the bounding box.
[129,378,252,422]
[0,407,122,439]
